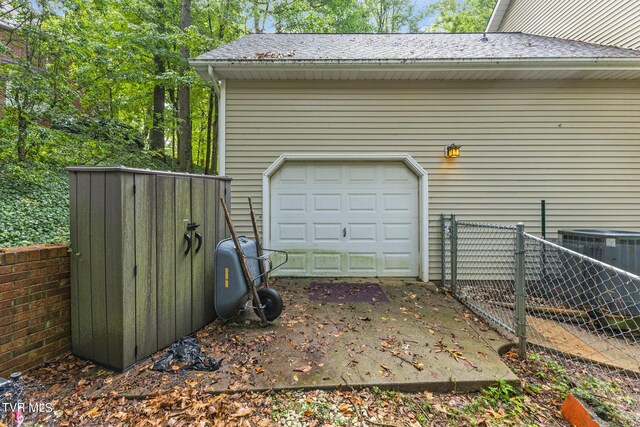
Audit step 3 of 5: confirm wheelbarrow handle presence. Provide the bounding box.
[260,248,289,269]
[244,250,288,276]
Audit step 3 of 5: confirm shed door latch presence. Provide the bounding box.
[185,223,201,255]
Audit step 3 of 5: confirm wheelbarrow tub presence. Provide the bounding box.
[214,236,262,320]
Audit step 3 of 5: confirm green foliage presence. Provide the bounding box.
[0,0,476,248]
[480,379,520,406]
[522,353,640,427]
[458,379,534,424]
[427,0,497,32]
[0,118,171,247]
[366,0,424,33]
[268,392,348,425]
[0,164,69,247]
[273,0,373,33]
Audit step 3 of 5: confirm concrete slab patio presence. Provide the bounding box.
[87,278,518,398]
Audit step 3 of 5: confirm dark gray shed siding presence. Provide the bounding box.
[68,167,231,370]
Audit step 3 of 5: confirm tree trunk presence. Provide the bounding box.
[204,87,215,174]
[150,1,166,152]
[108,87,114,119]
[168,88,177,169]
[177,0,192,172]
[150,67,166,151]
[17,109,28,162]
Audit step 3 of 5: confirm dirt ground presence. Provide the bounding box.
[9,279,640,426]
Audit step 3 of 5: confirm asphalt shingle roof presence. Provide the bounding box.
[195,33,640,62]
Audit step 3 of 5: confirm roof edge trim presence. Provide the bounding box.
[486,0,512,33]
[191,57,640,72]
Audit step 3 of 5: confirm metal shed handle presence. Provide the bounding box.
[184,233,192,255]
[195,232,203,254]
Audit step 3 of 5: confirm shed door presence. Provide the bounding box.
[271,161,419,277]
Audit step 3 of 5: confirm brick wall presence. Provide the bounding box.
[0,245,71,376]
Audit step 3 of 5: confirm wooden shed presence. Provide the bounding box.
[67,166,231,371]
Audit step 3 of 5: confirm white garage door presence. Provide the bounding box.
[271,161,419,277]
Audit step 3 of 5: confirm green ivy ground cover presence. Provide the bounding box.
[0,120,172,248]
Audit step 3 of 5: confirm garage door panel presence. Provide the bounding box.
[347,253,377,273]
[383,193,414,212]
[272,161,419,277]
[347,194,376,212]
[313,194,341,212]
[312,253,342,273]
[384,166,413,182]
[279,165,307,184]
[383,223,414,242]
[382,253,414,273]
[278,193,307,212]
[348,167,377,183]
[280,253,308,274]
[348,223,376,242]
[276,223,307,242]
[313,223,342,242]
[312,165,342,184]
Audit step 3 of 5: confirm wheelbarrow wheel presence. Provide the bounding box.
[254,288,283,322]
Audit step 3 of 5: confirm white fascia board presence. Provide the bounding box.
[207,65,221,96]
[486,0,512,33]
[192,57,640,80]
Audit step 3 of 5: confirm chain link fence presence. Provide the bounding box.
[440,214,640,381]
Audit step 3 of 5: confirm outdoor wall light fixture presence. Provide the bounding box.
[445,144,461,158]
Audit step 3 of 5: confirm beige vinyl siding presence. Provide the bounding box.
[498,0,640,50]
[224,79,640,281]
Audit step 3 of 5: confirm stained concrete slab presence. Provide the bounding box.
[201,278,518,393]
[91,279,520,398]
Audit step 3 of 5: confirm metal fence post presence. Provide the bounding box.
[440,214,446,288]
[515,222,527,359]
[451,214,458,296]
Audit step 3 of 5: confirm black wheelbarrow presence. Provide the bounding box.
[215,198,288,326]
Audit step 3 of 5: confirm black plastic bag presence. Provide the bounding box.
[151,337,222,372]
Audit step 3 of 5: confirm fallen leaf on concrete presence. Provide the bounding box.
[447,349,465,362]
[294,365,312,373]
